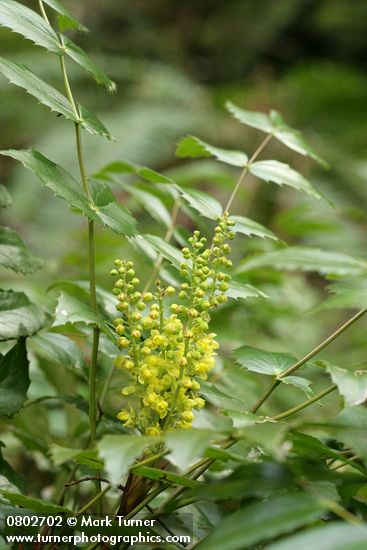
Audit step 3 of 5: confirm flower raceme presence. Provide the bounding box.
[110,213,235,435]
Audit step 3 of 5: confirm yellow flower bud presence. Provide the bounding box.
[195,397,205,408]
[152,334,164,346]
[182,410,194,422]
[117,409,131,422]
[155,400,168,419]
[118,337,129,348]
[115,324,124,335]
[113,355,125,369]
[165,285,176,296]
[146,426,161,436]
[122,385,136,395]
[141,366,153,379]
[178,420,192,429]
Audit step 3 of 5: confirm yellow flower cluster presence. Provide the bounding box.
[110,213,234,435]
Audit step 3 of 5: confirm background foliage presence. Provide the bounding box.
[1,1,367,548]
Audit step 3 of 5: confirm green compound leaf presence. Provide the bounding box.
[42,0,89,32]
[321,277,367,310]
[50,445,102,469]
[249,160,321,199]
[78,104,114,141]
[224,410,270,429]
[118,182,171,228]
[227,280,269,301]
[269,110,328,168]
[0,184,12,208]
[0,443,25,490]
[166,429,216,470]
[62,37,116,93]
[199,381,247,411]
[176,185,223,220]
[98,435,156,485]
[0,57,76,119]
[30,332,86,374]
[176,135,248,167]
[0,58,113,140]
[89,180,137,236]
[0,1,114,92]
[142,234,184,268]
[131,465,200,489]
[0,339,30,417]
[0,490,70,514]
[53,290,116,344]
[281,376,314,398]
[95,159,175,185]
[230,215,278,241]
[326,364,367,406]
[226,101,328,167]
[239,246,367,277]
[0,150,136,236]
[267,523,367,550]
[226,101,273,133]
[237,422,289,458]
[234,345,296,376]
[0,0,61,53]
[0,290,44,341]
[0,225,42,274]
[197,492,326,550]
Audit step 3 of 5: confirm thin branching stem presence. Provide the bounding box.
[271,384,337,421]
[143,198,181,292]
[224,133,272,212]
[251,308,367,413]
[38,0,102,512]
[74,484,112,517]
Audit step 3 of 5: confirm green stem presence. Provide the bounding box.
[271,384,337,421]
[75,123,94,205]
[130,450,169,470]
[39,0,103,513]
[38,0,49,22]
[143,198,181,292]
[126,439,234,520]
[75,484,111,517]
[224,133,272,212]
[251,308,367,413]
[123,486,163,521]
[162,324,191,433]
[100,363,116,409]
[59,54,79,119]
[89,326,100,444]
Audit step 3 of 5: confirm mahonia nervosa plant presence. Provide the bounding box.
[110,212,235,435]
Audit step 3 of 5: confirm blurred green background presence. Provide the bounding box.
[1,0,367,425]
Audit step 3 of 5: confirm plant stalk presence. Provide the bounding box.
[75,484,112,517]
[224,133,272,212]
[251,308,367,413]
[143,198,181,292]
[39,0,103,513]
[271,384,337,421]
